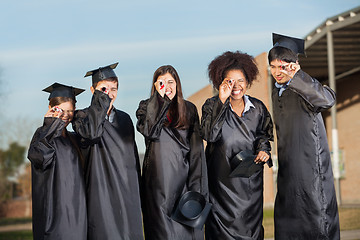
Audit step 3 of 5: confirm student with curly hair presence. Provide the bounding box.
[200,51,273,240]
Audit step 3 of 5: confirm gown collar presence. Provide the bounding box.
[105,106,116,123]
[229,95,255,117]
[275,79,292,96]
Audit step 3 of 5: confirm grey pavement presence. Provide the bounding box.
[0,223,32,232]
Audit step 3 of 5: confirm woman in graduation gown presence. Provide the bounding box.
[28,83,87,240]
[136,65,208,240]
[200,51,273,240]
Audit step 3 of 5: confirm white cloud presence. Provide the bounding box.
[1,31,270,63]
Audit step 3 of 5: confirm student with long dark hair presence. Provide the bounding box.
[200,51,273,240]
[136,65,208,240]
[28,83,87,240]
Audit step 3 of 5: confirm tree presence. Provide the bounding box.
[0,66,3,121]
[0,142,26,203]
[16,163,32,217]
[0,117,41,150]
[1,142,26,176]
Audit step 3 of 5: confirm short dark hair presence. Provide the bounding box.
[49,97,75,108]
[92,77,118,89]
[268,46,298,64]
[208,51,259,90]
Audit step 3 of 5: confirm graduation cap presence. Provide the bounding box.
[229,150,264,178]
[84,62,119,84]
[272,33,305,55]
[171,191,212,229]
[43,82,85,102]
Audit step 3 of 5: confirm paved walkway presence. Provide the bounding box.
[0,223,32,232]
[0,224,359,239]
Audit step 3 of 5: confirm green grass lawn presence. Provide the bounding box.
[0,218,32,227]
[0,231,32,240]
[0,207,359,240]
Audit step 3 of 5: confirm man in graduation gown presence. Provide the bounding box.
[72,63,144,240]
[268,33,340,239]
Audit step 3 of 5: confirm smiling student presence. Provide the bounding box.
[28,83,87,240]
[136,65,208,240]
[72,63,143,240]
[269,33,340,239]
[200,51,273,240]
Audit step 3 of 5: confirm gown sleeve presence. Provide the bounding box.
[288,70,336,112]
[186,104,208,198]
[136,91,171,140]
[27,117,65,170]
[200,96,230,143]
[254,102,274,167]
[131,119,142,193]
[72,90,110,143]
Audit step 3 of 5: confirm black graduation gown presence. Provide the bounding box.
[28,117,87,240]
[136,92,208,240]
[272,70,340,240]
[200,95,273,240]
[72,90,143,240]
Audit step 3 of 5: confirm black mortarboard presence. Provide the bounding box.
[43,82,85,102]
[84,62,119,85]
[229,150,264,178]
[171,191,212,229]
[272,33,305,55]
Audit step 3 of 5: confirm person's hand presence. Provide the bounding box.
[95,82,110,95]
[219,78,234,103]
[254,151,270,164]
[279,60,301,79]
[154,79,167,98]
[45,106,64,119]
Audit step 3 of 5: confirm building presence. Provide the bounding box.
[300,6,360,205]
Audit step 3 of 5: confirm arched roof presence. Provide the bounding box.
[299,6,360,83]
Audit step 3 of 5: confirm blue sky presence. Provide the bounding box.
[0,0,359,153]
